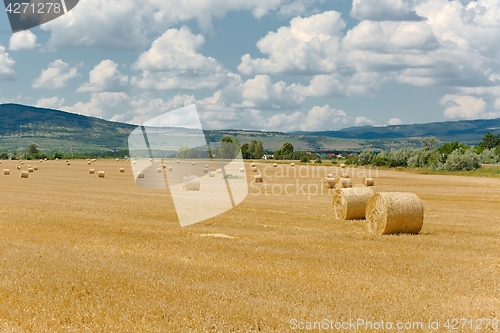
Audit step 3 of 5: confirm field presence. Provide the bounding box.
[0,160,499,332]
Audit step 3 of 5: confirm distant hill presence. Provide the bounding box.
[0,103,498,154]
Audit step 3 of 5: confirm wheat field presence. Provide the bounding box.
[0,160,499,332]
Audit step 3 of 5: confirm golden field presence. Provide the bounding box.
[0,160,499,332]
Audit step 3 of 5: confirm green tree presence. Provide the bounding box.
[479,132,500,150]
[241,143,250,159]
[357,149,373,165]
[28,144,39,155]
[421,136,439,150]
[219,136,240,159]
[247,140,264,159]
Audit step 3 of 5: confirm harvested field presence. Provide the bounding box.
[0,160,499,331]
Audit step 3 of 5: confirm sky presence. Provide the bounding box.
[0,0,500,132]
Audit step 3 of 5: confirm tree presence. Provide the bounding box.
[281,142,294,156]
[357,149,373,165]
[241,143,250,159]
[28,144,39,155]
[421,136,439,150]
[479,132,500,150]
[247,140,264,159]
[219,136,240,159]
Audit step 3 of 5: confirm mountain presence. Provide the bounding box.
[0,103,498,154]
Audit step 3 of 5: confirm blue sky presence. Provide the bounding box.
[0,0,499,131]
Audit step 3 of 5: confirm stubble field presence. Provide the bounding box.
[0,160,499,332]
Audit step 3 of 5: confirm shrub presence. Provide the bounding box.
[480,148,500,164]
[443,150,481,171]
[357,150,373,165]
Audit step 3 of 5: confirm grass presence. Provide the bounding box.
[0,160,499,331]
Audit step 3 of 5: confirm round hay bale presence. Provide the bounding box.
[254,175,263,182]
[119,168,125,173]
[176,160,180,164]
[19,171,28,178]
[240,167,245,172]
[182,176,200,191]
[205,165,210,168]
[252,167,258,172]
[191,161,196,166]
[33,166,38,171]
[3,169,10,176]
[335,178,352,189]
[168,166,173,171]
[89,169,95,175]
[28,165,32,168]
[340,163,346,168]
[116,158,120,161]
[20,161,24,165]
[333,187,374,220]
[133,161,137,165]
[290,162,295,167]
[251,163,256,168]
[66,162,71,166]
[208,172,215,177]
[203,168,209,174]
[323,177,336,189]
[157,168,162,173]
[88,161,92,165]
[55,158,58,161]
[39,160,43,163]
[149,158,153,161]
[341,173,349,178]
[27,168,34,173]
[327,173,334,178]
[44,158,47,161]
[363,177,375,186]
[273,163,278,167]
[97,171,105,178]
[137,172,145,179]
[216,169,222,174]
[366,192,424,235]
[65,160,69,163]
[16,166,21,170]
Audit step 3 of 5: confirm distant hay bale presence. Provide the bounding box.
[65,160,69,163]
[327,173,334,178]
[16,166,21,170]
[157,168,162,173]
[176,160,180,164]
[203,167,209,174]
[254,175,263,182]
[137,172,145,179]
[191,161,196,166]
[323,177,336,189]
[149,158,153,161]
[182,176,200,191]
[92,159,96,162]
[3,169,10,176]
[363,177,375,186]
[89,169,95,174]
[335,178,352,189]
[33,166,38,170]
[20,161,24,165]
[333,187,374,220]
[216,169,222,174]
[291,162,295,167]
[366,192,424,235]
[119,168,125,173]
[88,162,92,165]
[19,171,28,178]
[133,161,137,164]
[44,158,47,161]
[55,158,58,161]
[209,172,215,177]
[39,160,43,163]
[168,166,173,171]
[340,163,346,168]
[341,173,349,178]
[116,158,120,161]
[28,165,32,168]
[250,163,256,168]
[273,163,278,167]
[27,168,34,173]
[205,165,209,168]
[252,167,258,172]
[66,162,71,166]
[97,171,105,178]
[240,167,245,172]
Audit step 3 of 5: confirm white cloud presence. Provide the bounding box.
[62,92,129,120]
[440,94,488,119]
[32,60,79,89]
[495,98,500,109]
[131,27,231,90]
[78,60,128,93]
[350,0,424,21]
[9,31,39,51]
[354,116,375,126]
[39,0,317,51]
[238,11,346,75]
[36,96,66,109]
[388,117,403,125]
[0,46,15,80]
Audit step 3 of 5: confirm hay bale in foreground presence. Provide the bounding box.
[3,169,10,176]
[335,178,352,189]
[19,171,28,178]
[254,175,263,182]
[366,192,424,235]
[137,172,145,179]
[119,168,125,173]
[89,169,95,175]
[97,171,105,178]
[182,176,200,191]
[363,177,375,186]
[333,187,374,220]
[323,177,336,189]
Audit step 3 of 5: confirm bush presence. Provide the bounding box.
[300,155,310,163]
[443,150,480,171]
[315,157,323,164]
[345,156,358,165]
[480,148,500,164]
[357,150,373,165]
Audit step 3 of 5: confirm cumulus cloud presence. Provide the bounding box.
[0,46,16,80]
[350,0,424,21]
[78,60,128,93]
[32,60,79,89]
[354,116,375,126]
[388,117,403,125]
[131,27,232,90]
[36,96,66,109]
[9,31,39,50]
[440,94,488,119]
[39,0,317,51]
[62,92,130,120]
